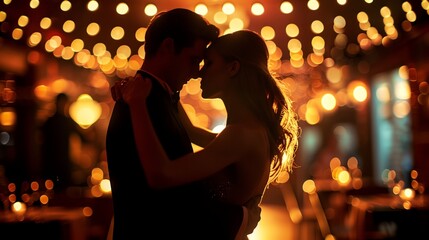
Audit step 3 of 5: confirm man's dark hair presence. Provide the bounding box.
[144,8,219,59]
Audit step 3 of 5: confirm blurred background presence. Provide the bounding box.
[0,0,428,239]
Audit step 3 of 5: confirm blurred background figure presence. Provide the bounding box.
[39,93,86,192]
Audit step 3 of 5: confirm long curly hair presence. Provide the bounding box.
[210,30,300,185]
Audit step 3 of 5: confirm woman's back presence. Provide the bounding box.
[204,123,271,205]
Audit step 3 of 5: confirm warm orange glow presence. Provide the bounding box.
[100,179,112,193]
[45,179,54,190]
[12,201,27,215]
[69,94,102,129]
[144,4,157,16]
[222,2,235,15]
[353,85,368,102]
[60,0,72,11]
[195,3,208,15]
[111,26,125,40]
[70,39,84,52]
[87,0,99,11]
[280,1,293,14]
[40,194,49,205]
[12,28,23,40]
[116,45,131,59]
[321,93,336,111]
[307,0,320,10]
[399,188,415,201]
[63,20,75,33]
[30,181,39,191]
[302,179,316,194]
[285,23,299,38]
[86,22,100,36]
[337,170,351,186]
[0,109,16,126]
[261,26,275,40]
[83,207,93,217]
[348,80,368,103]
[116,2,129,15]
[17,15,29,27]
[251,3,264,16]
[305,106,320,125]
[90,168,104,184]
[229,18,244,31]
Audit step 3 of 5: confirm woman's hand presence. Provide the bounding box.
[110,74,151,105]
[111,77,132,102]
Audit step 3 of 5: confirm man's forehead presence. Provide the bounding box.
[195,39,211,49]
[188,39,210,56]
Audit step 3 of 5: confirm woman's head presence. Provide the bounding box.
[200,30,269,98]
[200,30,300,184]
[210,30,269,71]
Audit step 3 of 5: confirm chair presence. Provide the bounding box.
[306,189,336,240]
[277,180,331,240]
[277,179,351,240]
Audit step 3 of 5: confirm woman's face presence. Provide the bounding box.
[199,47,231,99]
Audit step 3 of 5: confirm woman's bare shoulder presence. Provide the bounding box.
[221,124,268,148]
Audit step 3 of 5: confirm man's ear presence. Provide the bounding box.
[159,38,175,55]
[228,60,241,77]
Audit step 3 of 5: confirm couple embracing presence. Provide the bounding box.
[106,8,299,240]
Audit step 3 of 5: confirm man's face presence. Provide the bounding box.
[171,39,207,90]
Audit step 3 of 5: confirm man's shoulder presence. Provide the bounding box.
[136,70,169,91]
[136,70,155,81]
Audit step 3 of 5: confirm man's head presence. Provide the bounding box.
[145,8,219,59]
[55,92,69,115]
[143,8,219,90]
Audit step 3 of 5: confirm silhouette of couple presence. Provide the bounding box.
[106,8,299,240]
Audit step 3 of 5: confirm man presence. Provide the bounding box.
[40,93,86,192]
[106,8,260,239]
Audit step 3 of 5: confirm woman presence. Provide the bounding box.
[121,29,299,239]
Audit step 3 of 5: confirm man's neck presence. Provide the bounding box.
[139,66,175,95]
[141,61,177,90]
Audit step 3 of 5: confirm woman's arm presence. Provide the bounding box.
[124,77,253,189]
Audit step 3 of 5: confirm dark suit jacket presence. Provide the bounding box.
[106,71,242,239]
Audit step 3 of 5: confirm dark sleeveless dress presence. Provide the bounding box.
[106,71,242,239]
